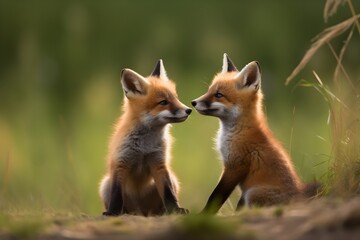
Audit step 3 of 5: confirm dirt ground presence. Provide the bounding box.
[1,197,360,240]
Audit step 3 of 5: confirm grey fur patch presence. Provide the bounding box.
[116,124,167,178]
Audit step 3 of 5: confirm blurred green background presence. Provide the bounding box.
[0,1,359,214]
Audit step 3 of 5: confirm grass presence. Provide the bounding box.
[173,214,240,240]
[0,2,359,239]
[0,212,46,239]
[273,205,284,218]
[0,197,359,239]
[0,1,346,219]
[287,0,360,197]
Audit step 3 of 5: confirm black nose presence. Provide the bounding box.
[185,108,192,115]
[191,101,197,107]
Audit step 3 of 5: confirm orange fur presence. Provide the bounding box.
[193,55,311,214]
[100,61,191,216]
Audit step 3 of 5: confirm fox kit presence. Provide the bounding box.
[99,60,192,216]
[192,54,309,214]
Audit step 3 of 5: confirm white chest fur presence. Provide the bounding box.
[216,121,234,163]
[216,106,240,163]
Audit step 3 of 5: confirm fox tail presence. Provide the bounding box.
[303,181,323,198]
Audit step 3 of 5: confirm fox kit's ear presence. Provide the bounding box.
[151,59,169,81]
[235,61,261,91]
[221,53,238,73]
[120,68,149,98]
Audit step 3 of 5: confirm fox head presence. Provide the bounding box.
[192,54,263,122]
[120,60,192,126]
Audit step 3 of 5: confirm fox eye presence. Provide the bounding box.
[214,92,224,98]
[159,100,169,106]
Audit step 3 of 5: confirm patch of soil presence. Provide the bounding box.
[2,197,360,240]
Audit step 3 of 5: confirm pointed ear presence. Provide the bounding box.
[151,59,169,81]
[234,61,261,90]
[221,53,238,73]
[120,68,149,98]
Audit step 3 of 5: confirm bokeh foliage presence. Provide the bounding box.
[0,1,359,214]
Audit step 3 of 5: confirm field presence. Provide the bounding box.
[0,1,359,239]
[1,197,360,239]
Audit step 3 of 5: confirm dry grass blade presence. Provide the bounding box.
[312,71,350,111]
[1,152,10,197]
[324,0,346,22]
[327,27,355,91]
[285,15,359,85]
[333,27,353,82]
[347,0,360,33]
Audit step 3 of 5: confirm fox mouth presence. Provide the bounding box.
[164,116,188,123]
[196,108,219,115]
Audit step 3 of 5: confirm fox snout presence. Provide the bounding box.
[171,105,192,118]
[174,104,192,115]
[173,105,192,121]
[159,103,192,124]
[191,97,207,113]
[191,95,208,109]
[191,95,220,116]
[191,99,204,111]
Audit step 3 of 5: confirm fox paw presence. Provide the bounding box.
[102,211,121,217]
[173,207,189,215]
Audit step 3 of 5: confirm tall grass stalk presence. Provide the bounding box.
[1,152,10,206]
[288,0,360,196]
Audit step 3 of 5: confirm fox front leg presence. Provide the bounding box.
[201,169,241,215]
[236,195,245,210]
[149,161,188,214]
[103,174,124,216]
[163,177,189,214]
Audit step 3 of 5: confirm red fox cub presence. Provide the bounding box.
[100,60,192,216]
[192,54,313,214]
